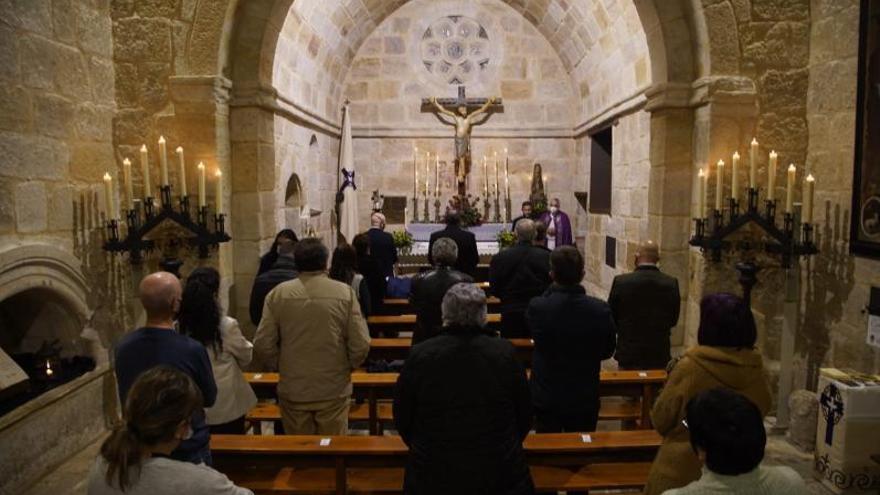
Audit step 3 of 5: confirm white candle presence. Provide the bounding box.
[785,164,796,214]
[103,172,115,220]
[493,151,499,198]
[702,167,709,218]
[483,156,488,197]
[122,158,133,211]
[504,148,510,204]
[176,146,187,197]
[697,168,706,218]
[803,174,815,224]
[158,136,168,186]
[715,159,724,211]
[424,152,430,197]
[767,151,778,201]
[215,170,223,214]
[197,162,206,208]
[731,151,740,200]
[140,145,151,198]
[749,138,758,189]
[435,153,439,197]
[413,147,418,199]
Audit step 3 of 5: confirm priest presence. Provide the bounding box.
[540,198,573,248]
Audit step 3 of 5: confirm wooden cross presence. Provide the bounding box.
[420,85,503,114]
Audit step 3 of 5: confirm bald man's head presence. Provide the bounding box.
[635,240,660,265]
[371,212,386,230]
[139,272,182,321]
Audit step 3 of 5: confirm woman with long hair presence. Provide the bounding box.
[257,229,298,275]
[88,367,252,494]
[178,267,257,434]
[330,243,371,317]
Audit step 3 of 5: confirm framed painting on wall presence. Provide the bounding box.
[852,0,880,257]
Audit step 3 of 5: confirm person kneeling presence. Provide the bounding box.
[663,387,806,494]
[88,366,252,494]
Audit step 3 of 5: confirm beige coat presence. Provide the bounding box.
[205,316,258,425]
[643,345,772,495]
[254,271,371,403]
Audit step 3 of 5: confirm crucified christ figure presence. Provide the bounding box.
[428,95,498,191]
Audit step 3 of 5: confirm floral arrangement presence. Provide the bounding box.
[392,230,414,253]
[449,194,483,228]
[496,229,516,249]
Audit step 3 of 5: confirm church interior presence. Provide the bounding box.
[1,0,880,494]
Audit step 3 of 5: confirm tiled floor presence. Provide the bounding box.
[23,429,834,495]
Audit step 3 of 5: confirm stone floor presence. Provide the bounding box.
[23,428,834,495]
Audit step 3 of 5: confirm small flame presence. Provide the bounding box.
[45,361,53,377]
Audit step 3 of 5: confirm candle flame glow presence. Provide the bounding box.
[176,146,183,153]
[123,158,131,165]
[806,174,815,182]
[197,162,205,170]
[103,172,112,181]
[45,360,53,377]
[698,168,705,178]
[140,144,147,152]
[215,170,222,177]
[751,138,758,145]
[717,160,724,167]
[788,164,797,172]
[733,151,740,159]
[158,136,165,144]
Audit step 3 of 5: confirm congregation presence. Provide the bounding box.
[84,211,807,495]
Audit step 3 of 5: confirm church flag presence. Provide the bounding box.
[339,103,359,244]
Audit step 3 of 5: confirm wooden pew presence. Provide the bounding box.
[245,370,665,434]
[367,314,501,336]
[381,296,501,315]
[368,337,532,364]
[212,431,661,495]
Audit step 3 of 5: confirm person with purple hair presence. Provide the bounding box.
[643,293,772,495]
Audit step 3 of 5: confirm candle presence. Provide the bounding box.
[504,148,510,203]
[434,153,439,197]
[45,361,53,377]
[158,136,168,186]
[413,147,418,200]
[140,144,151,198]
[424,152,429,197]
[103,172,115,220]
[493,151,499,198]
[697,168,706,218]
[767,151,778,201]
[803,174,815,224]
[785,164,796,214]
[749,138,758,189]
[215,170,223,214]
[122,158,133,210]
[731,151,740,200]
[197,162,206,208]
[176,146,187,197]
[483,155,489,197]
[715,159,724,211]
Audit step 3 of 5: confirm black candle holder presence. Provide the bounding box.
[160,185,172,210]
[433,197,442,223]
[483,198,492,222]
[144,197,155,220]
[728,197,740,220]
[747,187,759,212]
[411,197,419,224]
[493,195,502,223]
[505,197,512,224]
[422,197,430,223]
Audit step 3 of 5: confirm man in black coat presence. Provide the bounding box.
[511,201,533,231]
[367,212,397,280]
[527,246,616,433]
[488,219,551,338]
[394,283,534,495]
[427,211,479,277]
[410,238,474,344]
[249,237,298,326]
[608,241,680,370]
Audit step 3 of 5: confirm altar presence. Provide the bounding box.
[407,222,506,256]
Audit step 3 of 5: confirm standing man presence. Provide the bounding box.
[427,211,479,277]
[527,246,616,433]
[511,201,533,231]
[540,198,573,249]
[249,237,298,326]
[410,238,474,344]
[114,272,217,465]
[608,240,680,370]
[254,238,371,435]
[489,219,551,338]
[367,212,397,281]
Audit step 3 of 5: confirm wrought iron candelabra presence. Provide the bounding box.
[690,186,818,305]
[103,185,231,276]
[433,197,442,223]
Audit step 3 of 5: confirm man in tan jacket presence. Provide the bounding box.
[254,237,371,434]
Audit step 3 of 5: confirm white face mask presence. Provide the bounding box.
[550,206,559,214]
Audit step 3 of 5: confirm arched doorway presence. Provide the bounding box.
[284,173,305,231]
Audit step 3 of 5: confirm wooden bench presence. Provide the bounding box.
[212,431,660,494]
[368,337,533,364]
[381,297,501,315]
[246,370,665,434]
[367,314,501,336]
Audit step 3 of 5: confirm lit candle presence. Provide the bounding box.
[197,162,206,208]
[493,151,499,199]
[103,172,115,220]
[767,151,778,201]
[215,170,223,214]
[176,146,187,197]
[45,361,53,377]
[785,164,796,214]
[731,151,740,200]
[504,148,510,204]
[697,168,706,218]
[483,155,489,197]
[702,167,709,218]
[122,158,133,210]
[413,147,418,200]
[434,153,440,197]
[715,159,724,211]
[749,138,758,189]
[158,136,168,186]
[424,152,430,198]
[140,145,151,198]
[803,174,815,224]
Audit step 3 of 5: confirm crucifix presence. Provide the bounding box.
[422,86,503,197]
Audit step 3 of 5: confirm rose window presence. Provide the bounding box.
[420,16,490,85]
